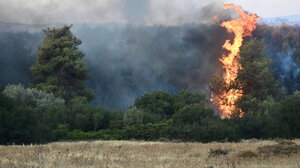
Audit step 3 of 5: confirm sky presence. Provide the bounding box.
[227,0,300,18]
[0,0,299,24]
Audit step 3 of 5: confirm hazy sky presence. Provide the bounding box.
[0,0,299,24]
[227,0,300,17]
[0,0,222,24]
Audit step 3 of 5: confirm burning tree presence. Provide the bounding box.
[211,39,283,117]
[211,4,259,118]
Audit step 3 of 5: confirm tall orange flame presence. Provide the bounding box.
[211,4,259,118]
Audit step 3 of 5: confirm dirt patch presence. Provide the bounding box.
[257,140,300,157]
[237,150,258,158]
[209,149,229,157]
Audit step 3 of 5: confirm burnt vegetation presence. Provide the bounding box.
[0,22,300,145]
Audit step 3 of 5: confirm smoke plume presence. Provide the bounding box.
[0,1,232,109]
[0,0,224,25]
[0,1,299,110]
[5,1,299,110]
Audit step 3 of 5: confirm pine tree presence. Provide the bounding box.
[235,39,283,115]
[31,25,94,101]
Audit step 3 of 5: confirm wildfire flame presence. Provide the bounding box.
[211,4,259,118]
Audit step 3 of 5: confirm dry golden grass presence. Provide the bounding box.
[1,139,300,168]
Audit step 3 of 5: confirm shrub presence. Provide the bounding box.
[277,93,300,138]
[0,93,51,144]
[53,127,125,141]
[3,84,65,110]
[124,121,172,141]
[172,104,215,125]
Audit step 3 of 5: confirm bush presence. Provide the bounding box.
[232,115,265,139]
[64,97,123,131]
[124,121,172,141]
[170,119,239,142]
[277,93,300,138]
[170,103,240,142]
[3,84,65,110]
[0,93,52,144]
[172,104,215,125]
[53,127,125,141]
[134,91,175,121]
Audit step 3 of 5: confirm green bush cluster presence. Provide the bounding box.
[2,88,300,144]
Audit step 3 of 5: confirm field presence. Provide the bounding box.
[1,139,300,168]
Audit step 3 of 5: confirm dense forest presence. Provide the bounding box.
[1,23,300,144]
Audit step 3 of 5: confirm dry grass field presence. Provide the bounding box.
[1,139,300,168]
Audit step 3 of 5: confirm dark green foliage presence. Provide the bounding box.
[172,104,215,125]
[131,91,207,124]
[232,115,265,139]
[134,91,175,121]
[53,127,125,141]
[238,40,281,100]
[236,39,283,115]
[171,117,239,142]
[59,96,123,132]
[123,91,232,142]
[276,93,300,138]
[199,119,239,142]
[30,25,94,101]
[0,93,51,144]
[124,121,172,141]
[2,87,300,144]
[173,90,206,111]
[170,102,239,142]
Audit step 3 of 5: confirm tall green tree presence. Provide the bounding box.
[30,25,94,101]
[236,39,283,115]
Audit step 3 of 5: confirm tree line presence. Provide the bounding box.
[0,25,300,144]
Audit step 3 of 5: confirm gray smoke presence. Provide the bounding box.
[73,23,227,108]
[253,24,300,94]
[0,1,234,109]
[0,0,224,25]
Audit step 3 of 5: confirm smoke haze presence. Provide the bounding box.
[2,1,299,110]
[0,0,232,109]
[0,0,224,25]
